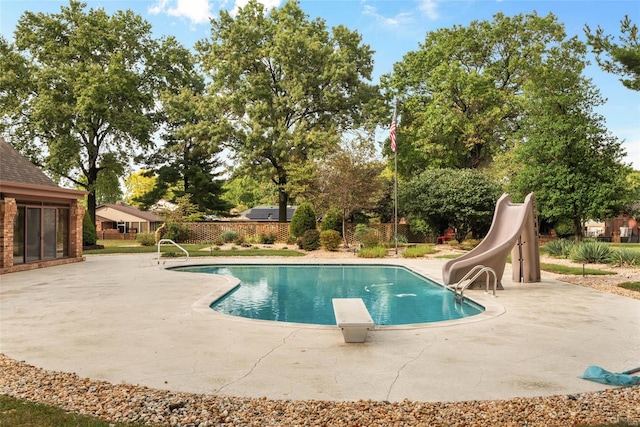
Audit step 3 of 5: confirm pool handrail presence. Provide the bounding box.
[156,239,189,264]
[449,264,497,301]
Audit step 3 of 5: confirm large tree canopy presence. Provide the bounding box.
[382,12,569,174]
[196,0,378,222]
[509,36,631,239]
[0,1,190,222]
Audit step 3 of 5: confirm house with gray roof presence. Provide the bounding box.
[0,137,87,273]
[241,205,297,221]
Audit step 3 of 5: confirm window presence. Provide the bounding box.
[13,203,70,264]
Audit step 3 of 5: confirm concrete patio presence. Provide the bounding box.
[1,253,638,403]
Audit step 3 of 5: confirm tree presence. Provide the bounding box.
[137,40,231,215]
[123,170,157,207]
[221,175,278,212]
[197,0,377,222]
[509,37,631,240]
[0,1,191,223]
[585,16,640,91]
[310,138,386,246]
[399,168,501,242]
[382,12,569,174]
[289,202,316,238]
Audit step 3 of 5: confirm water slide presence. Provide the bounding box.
[442,193,540,289]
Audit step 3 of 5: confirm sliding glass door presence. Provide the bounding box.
[13,204,70,265]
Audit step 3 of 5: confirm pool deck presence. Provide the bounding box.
[1,253,639,403]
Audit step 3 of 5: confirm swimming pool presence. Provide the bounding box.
[174,264,484,325]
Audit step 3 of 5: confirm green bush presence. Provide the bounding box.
[570,241,613,263]
[543,239,575,258]
[354,224,379,248]
[357,246,387,258]
[320,208,342,235]
[320,230,342,251]
[260,232,277,244]
[402,245,436,258]
[290,202,317,238]
[297,229,320,251]
[136,232,155,246]
[608,248,639,267]
[82,212,97,246]
[163,222,192,243]
[554,218,575,238]
[221,230,239,243]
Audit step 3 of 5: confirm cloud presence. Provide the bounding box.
[362,3,414,29]
[230,0,282,16]
[418,0,439,20]
[149,0,213,25]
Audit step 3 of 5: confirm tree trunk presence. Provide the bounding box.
[278,186,288,223]
[573,216,583,242]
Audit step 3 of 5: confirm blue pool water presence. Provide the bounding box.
[173,264,484,326]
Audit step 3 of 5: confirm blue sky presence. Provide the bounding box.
[1,0,639,168]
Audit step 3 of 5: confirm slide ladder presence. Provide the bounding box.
[448,265,497,303]
[156,239,189,264]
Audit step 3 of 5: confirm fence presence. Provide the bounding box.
[182,222,429,245]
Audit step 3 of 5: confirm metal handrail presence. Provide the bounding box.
[156,239,189,264]
[449,265,497,301]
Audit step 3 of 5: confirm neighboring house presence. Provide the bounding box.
[0,137,87,274]
[584,204,639,242]
[95,202,164,236]
[241,205,297,222]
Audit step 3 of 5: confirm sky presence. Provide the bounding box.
[1,0,639,169]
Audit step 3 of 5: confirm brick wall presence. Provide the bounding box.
[0,198,17,269]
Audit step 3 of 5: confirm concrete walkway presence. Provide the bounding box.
[1,254,638,402]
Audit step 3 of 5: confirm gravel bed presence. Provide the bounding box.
[1,354,639,426]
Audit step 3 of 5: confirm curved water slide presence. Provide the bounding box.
[442,193,540,289]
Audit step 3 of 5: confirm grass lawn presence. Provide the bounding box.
[85,240,305,257]
[619,282,640,292]
[540,263,616,276]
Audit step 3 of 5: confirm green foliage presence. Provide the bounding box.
[542,239,575,258]
[320,230,342,251]
[320,208,343,235]
[585,16,640,91]
[163,222,192,243]
[619,282,640,292]
[402,245,436,258]
[553,219,575,239]
[260,233,277,244]
[197,0,376,221]
[540,263,615,275]
[82,211,97,246]
[290,202,317,238]
[399,168,501,240]
[135,232,155,246]
[297,229,320,251]
[608,248,639,267]
[357,246,387,258]
[570,241,614,263]
[221,230,239,243]
[354,224,379,248]
[382,13,570,172]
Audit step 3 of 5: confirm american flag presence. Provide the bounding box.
[390,119,397,153]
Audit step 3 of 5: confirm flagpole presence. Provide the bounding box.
[392,103,398,255]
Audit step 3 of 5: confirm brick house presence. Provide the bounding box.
[95,202,164,239]
[0,137,87,274]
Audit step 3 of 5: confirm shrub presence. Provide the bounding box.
[82,212,97,246]
[554,218,574,238]
[570,241,613,263]
[402,245,436,258]
[163,222,192,243]
[357,246,387,258]
[290,202,317,238]
[212,237,224,246]
[608,248,639,267]
[320,230,342,251]
[320,208,342,235]
[221,230,239,243]
[543,239,575,258]
[260,232,277,244]
[297,229,320,251]
[136,232,155,246]
[354,224,379,248]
